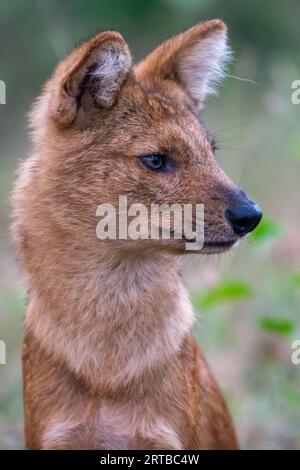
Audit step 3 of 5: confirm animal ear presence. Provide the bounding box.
[135,19,231,110]
[50,31,132,126]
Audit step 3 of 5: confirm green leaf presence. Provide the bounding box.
[290,272,300,288]
[285,388,300,405]
[193,280,252,310]
[251,217,282,242]
[258,316,295,336]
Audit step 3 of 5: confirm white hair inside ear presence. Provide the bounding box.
[177,32,232,106]
[88,46,131,107]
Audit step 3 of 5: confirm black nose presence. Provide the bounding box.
[225,203,263,236]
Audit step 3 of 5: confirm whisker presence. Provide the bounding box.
[212,121,255,135]
[238,151,251,186]
[227,75,261,87]
[217,146,244,153]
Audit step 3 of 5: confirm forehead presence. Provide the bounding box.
[107,82,213,159]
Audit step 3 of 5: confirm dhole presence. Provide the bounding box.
[11,19,262,449]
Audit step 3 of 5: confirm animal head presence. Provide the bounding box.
[14,20,262,263]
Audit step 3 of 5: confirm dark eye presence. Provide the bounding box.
[139,154,176,173]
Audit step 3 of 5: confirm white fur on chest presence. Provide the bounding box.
[97,402,182,449]
[42,403,182,450]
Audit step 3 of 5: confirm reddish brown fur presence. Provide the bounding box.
[12,20,240,449]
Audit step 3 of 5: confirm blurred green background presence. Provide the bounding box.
[0,0,300,449]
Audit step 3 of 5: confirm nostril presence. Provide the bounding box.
[225,203,263,236]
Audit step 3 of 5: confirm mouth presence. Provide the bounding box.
[201,239,239,253]
[203,239,237,249]
[181,237,238,253]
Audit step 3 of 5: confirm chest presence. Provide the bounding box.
[41,401,182,450]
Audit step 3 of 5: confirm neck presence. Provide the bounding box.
[27,246,194,391]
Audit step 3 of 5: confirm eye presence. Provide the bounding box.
[139,154,176,173]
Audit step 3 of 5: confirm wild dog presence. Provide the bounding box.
[11,19,262,449]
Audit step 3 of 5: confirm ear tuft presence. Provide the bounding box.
[84,44,131,108]
[136,19,232,110]
[51,31,132,126]
[177,27,232,106]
